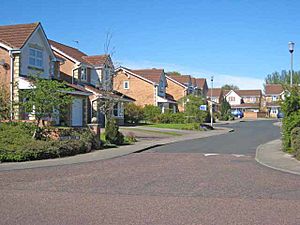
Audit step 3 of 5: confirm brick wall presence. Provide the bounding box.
[0,47,11,94]
[166,78,186,111]
[113,70,155,106]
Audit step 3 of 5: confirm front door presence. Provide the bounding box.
[72,98,83,126]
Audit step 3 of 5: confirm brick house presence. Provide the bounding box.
[195,78,208,97]
[114,67,177,113]
[0,22,90,126]
[50,40,132,125]
[207,88,223,112]
[224,89,262,112]
[265,84,285,117]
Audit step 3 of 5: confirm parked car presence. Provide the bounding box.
[231,110,244,118]
[277,111,284,119]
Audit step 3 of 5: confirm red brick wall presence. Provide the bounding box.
[113,70,155,106]
[0,47,11,94]
[166,78,186,111]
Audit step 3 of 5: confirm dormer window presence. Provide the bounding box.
[29,48,43,69]
[81,67,87,81]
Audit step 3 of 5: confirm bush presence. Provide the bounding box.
[124,103,144,124]
[291,127,300,159]
[154,112,186,124]
[105,119,124,145]
[143,105,161,122]
[281,86,300,152]
[0,122,100,162]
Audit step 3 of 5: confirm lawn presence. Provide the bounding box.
[121,128,183,136]
[144,123,202,130]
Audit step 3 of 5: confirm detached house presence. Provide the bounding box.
[0,22,90,126]
[224,89,262,112]
[207,88,223,112]
[265,84,285,117]
[195,78,208,97]
[114,67,177,113]
[50,40,133,126]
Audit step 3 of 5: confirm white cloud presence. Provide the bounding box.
[117,59,264,90]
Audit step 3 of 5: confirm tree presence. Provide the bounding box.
[180,95,208,123]
[265,70,300,85]
[221,84,239,91]
[220,98,232,121]
[20,76,73,138]
[124,103,144,124]
[167,71,182,76]
[0,85,10,120]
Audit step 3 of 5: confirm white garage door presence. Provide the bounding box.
[72,98,83,126]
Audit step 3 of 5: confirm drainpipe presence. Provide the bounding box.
[9,50,14,120]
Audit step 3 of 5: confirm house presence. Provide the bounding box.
[195,78,208,97]
[0,22,91,126]
[114,67,177,113]
[265,84,285,117]
[224,89,262,112]
[207,88,223,111]
[50,40,132,125]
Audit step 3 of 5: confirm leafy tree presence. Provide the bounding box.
[180,95,208,123]
[221,84,239,91]
[167,71,182,76]
[0,85,10,120]
[20,76,73,138]
[124,103,144,124]
[220,98,232,121]
[265,70,300,86]
[143,105,161,122]
[281,85,300,152]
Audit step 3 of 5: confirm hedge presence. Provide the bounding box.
[291,127,300,160]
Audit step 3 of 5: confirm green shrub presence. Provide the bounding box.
[105,119,124,145]
[143,105,161,122]
[124,103,144,124]
[0,122,100,162]
[291,127,300,159]
[154,113,186,124]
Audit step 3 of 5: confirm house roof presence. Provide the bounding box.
[49,39,88,63]
[207,88,222,97]
[237,90,262,97]
[224,89,262,97]
[130,69,163,83]
[0,22,39,49]
[265,84,284,95]
[82,55,110,67]
[167,75,191,86]
[195,78,207,89]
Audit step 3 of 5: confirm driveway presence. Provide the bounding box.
[1,120,300,225]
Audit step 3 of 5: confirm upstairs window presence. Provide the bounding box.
[29,48,43,68]
[228,96,235,102]
[123,81,129,89]
[81,67,87,81]
[272,95,278,101]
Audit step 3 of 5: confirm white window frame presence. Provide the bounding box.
[81,67,87,81]
[29,48,43,69]
[123,81,129,89]
[272,95,278,101]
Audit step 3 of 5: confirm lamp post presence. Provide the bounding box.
[210,76,214,127]
[288,41,295,87]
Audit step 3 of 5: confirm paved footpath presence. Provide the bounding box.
[0,126,231,171]
[1,120,300,225]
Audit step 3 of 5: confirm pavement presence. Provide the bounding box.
[256,139,300,175]
[0,126,232,171]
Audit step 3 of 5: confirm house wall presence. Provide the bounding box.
[0,47,11,94]
[166,78,186,111]
[242,96,260,104]
[113,70,155,107]
[226,91,241,106]
[20,28,52,79]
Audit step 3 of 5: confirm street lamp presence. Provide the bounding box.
[210,76,214,127]
[288,41,295,87]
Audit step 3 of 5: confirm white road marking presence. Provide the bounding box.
[204,153,220,156]
[231,154,246,158]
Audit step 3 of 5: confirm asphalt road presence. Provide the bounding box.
[150,120,281,155]
[1,120,300,225]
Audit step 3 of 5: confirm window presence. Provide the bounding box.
[272,96,278,101]
[81,67,87,81]
[29,48,43,68]
[228,96,235,102]
[123,81,129,89]
[113,103,119,116]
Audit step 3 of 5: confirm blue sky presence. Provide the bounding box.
[2,0,300,89]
